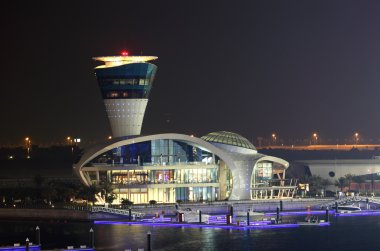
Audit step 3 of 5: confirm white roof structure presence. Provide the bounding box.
[74,132,290,201]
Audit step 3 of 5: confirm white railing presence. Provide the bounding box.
[320,195,380,208]
[91,206,145,218]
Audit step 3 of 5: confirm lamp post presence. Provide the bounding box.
[354,132,359,145]
[272,133,277,146]
[312,133,318,145]
[25,137,31,158]
[67,136,73,154]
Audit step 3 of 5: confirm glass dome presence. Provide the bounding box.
[201,131,256,150]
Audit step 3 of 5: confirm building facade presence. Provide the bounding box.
[294,159,380,192]
[74,132,296,204]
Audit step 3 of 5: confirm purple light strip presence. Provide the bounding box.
[94,221,303,230]
[334,211,380,217]
[0,246,41,251]
[265,210,333,216]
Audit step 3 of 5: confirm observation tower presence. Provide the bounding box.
[93,52,158,137]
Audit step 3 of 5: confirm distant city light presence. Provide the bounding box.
[74,138,81,143]
[121,50,129,56]
[108,136,112,140]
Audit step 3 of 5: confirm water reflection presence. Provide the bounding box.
[0,216,380,251]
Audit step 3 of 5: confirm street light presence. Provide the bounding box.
[108,136,112,140]
[66,136,73,145]
[25,137,31,158]
[272,133,277,145]
[354,132,359,145]
[67,136,74,154]
[312,133,318,145]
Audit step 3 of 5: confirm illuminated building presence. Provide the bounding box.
[73,53,295,204]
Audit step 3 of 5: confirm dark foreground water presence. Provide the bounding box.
[1,215,380,250]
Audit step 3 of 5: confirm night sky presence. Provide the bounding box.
[1,1,380,146]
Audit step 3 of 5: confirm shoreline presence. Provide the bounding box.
[0,198,333,221]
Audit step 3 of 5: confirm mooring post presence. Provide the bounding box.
[35,226,40,246]
[325,208,329,222]
[247,209,250,226]
[335,202,338,213]
[25,238,29,251]
[199,210,202,223]
[229,205,233,216]
[226,214,232,225]
[129,208,132,221]
[147,231,151,251]
[89,228,94,248]
[280,200,283,211]
[276,207,280,224]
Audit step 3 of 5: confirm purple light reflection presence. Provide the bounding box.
[93,220,301,230]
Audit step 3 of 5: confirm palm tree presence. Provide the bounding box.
[344,174,355,191]
[100,181,114,203]
[81,184,101,205]
[105,194,117,204]
[335,177,348,191]
[121,198,134,207]
[321,178,331,197]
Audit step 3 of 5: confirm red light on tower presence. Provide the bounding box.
[121,50,129,56]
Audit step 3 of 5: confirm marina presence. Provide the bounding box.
[1,210,380,251]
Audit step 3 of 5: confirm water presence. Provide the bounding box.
[1,215,380,250]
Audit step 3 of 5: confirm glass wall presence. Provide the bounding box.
[108,168,218,185]
[83,139,231,203]
[95,62,157,100]
[87,139,213,166]
[115,187,217,204]
[252,162,273,187]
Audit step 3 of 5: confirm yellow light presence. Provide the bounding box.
[313,133,317,137]
[108,136,112,140]
[25,137,29,141]
[93,55,158,68]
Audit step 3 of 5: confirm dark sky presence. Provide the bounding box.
[1,0,380,146]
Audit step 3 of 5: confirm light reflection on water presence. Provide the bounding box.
[0,216,380,250]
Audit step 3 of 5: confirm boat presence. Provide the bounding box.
[297,216,328,226]
[177,208,210,223]
[234,210,265,217]
[335,204,361,214]
[298,220,328,226]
